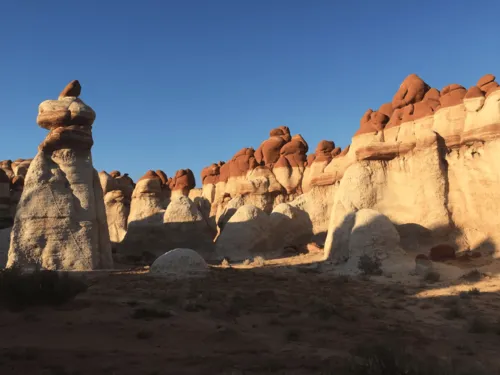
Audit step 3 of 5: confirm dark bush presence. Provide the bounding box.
[347,344,482,375]
[358,254,382,276]
[0,266,88,311]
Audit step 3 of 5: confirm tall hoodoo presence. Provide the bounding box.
[7,80,113,270]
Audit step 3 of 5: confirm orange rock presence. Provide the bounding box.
[219,162,230,183]
[227,148,258,178]
[439,84,466,108]
[155,170,169,186]
[138,170,160,182]
[465,86,484,99]
[385,107,404,129]
[331,147,341,157]
[339,145,350,156]
[201,163,220,184]
[312,140,335,163]
[477,74,495,87]
[109,170,121,178]
[413,88,441,118]
[355,109,390,135]
[59,80,81,98]
[378,102,394,118]
[169,169,196,193]
[269,125,291,142]
[260,136,287,165]
[306,154,316,166]
[392,74,430,110]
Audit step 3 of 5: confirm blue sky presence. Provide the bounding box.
[1,0,499,184]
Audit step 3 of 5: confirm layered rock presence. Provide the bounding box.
[322,73,500,261]
[99,170,135,250]
[215,205,271,262]
[7,80,113,270]
[169,169,195,197]
[119,170,213,263]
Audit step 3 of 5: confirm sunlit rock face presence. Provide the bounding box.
[7,80,113,271]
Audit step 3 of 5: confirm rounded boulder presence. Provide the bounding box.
[150,248,208,277]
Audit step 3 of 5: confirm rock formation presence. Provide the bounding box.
[5,71,500,273]
[215,205,271,262]
[322,73,500,264]
[6,80,113,270]
[99,170,135,250]
[117,169,213,263]
[150,248,208,277]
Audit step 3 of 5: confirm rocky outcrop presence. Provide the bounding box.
[169,169,196,197]
[119,173,213,263]
[325,209,401,265]
[7,81,113,270]
[215,205,271,262]
[319,73,500,261]
[99,170,135,250]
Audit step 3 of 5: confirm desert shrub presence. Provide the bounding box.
[358,254,382,276]
[467,315,490,334]
[445,304,464,320]
[347,344,474,375]
[424,270,441,283]
[461,269,483,283]
[0,266,87,311]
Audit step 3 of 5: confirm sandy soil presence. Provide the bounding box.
[1,254,499,374]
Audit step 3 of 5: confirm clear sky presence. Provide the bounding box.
[1,0,499,184]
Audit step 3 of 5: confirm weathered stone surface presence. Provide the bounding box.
[163,196,214,260]
[150,248,208,277]
[215,205,271,262]
[59,80,82,99]
[8,81,112,270]
[324,209,401,269]
[37,97,96,129]
[270,203,313,253]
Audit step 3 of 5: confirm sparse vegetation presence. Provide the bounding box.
[461,269,483,283]
[0,266,87,311]
[467,315,490,334]
[459,288,481,299]
[358,254,382,276]
[424,270,441,283]
[445,304,464,320]
[347,344,483,375]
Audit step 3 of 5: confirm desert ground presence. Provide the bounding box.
[1,253,499,375]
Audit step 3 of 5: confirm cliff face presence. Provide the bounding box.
[4,73,500,269]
